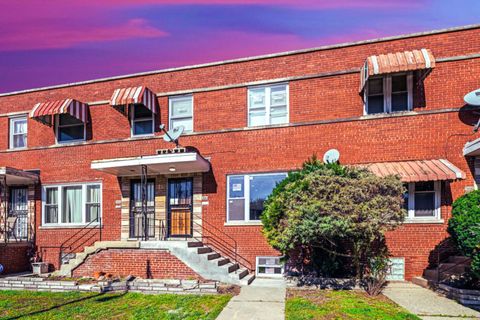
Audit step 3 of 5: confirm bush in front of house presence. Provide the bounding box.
[448,190,480,279]
[261,156,406,294]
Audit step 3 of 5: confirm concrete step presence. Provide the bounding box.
[424,269,439,281]
[412,276,430,288]
[217,258,230,266]
[207,253,221,261]
[187,242,203,248]
[238,268,249,280]
[197,247,213,254]
[227,263,240,273]
[448,255,471,264]
[438,263,469,274]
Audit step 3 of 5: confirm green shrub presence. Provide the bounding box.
[448,190,480,278]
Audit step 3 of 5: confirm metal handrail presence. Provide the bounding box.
[59,217,102,266]
[433,239,470,284]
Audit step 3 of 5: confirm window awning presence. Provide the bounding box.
[360,159,464,182]
[91,152,210,176]
[30,99,88,126]
[0,167,39,185]
[359,48,435,92]
[110,86,157,115]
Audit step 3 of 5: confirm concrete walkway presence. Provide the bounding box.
[217,279,286,320]
[383,282,480,320]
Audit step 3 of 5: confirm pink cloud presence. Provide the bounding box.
[0,19,168,51]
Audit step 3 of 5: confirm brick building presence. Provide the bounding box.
[0,24,479,282]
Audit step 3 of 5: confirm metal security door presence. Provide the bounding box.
[168,178,193,237]
[130,180,155,239]
[10,187,28,240]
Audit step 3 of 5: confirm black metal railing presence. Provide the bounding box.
[1,210,31,243]
[432,239,471,284]
[58,217,102,266]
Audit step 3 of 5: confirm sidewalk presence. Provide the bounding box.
[217,278,286,320]
[383,282,480,320]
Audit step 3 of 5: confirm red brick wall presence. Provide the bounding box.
[0,244,31,274]
[72,249,202,280]
[0,27,478,281]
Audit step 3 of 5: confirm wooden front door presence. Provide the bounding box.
[168,178,193,237]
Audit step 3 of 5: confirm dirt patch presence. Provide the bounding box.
[217,284,241,296]
[287,289,330,304]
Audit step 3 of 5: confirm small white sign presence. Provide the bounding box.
[232,184,242,192]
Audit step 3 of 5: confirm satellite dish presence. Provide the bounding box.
[323,149,340,164]
[159,124,184,147]
[464,89,480,106]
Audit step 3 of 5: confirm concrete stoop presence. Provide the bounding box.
[54,240,255,285]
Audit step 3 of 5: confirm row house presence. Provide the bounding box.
[0,24,479,283]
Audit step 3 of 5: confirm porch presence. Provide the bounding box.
[0,167,38,244]
[91,149,210,241]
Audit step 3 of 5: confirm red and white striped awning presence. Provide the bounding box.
[359,48,435,92]
[30,99,88,125]
[110,86,157,114]
[361,159,464,182]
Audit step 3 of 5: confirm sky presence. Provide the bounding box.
[0,0,479,94]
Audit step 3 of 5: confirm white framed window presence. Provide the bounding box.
[365,73,413,115]
[256,256,284,277]
[248,83,289,127]
[9,116,27,149]
[227,172,287,222]
[131,104,154,137]
[56,114,86,143]
[169,95,193,132]
[42,182,102,226]
[404,181,441,220]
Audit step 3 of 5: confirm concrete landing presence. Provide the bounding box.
[217,278,286,320]
[383,282,480,320]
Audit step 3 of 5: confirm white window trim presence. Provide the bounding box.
[9,115,28,150]
[226,172,287,223]
[169,95,194,133]
[256,256,284,278]
[130,104,155,137]
[55,114,86,144]
[364,72,413,115]
[247,83,289,127]
[41,182,102,227]
[405,181,441,222]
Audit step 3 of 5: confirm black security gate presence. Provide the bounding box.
[129,165,155,240]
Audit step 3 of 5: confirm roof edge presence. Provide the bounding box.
[1,23,479,98]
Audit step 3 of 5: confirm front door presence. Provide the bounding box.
[168,178,193,237]
[9,187,28,240]
[130,180,155,239]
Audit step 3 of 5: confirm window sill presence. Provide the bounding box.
[56,140,86,146]
[39,224,101,229]
[404,218,444,224]
[224,221,263,226]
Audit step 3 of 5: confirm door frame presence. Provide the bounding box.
[129,178,156,239]
[167,177,193,238]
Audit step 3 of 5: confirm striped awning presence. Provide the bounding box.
[359,48,435,92]
[30,99,88,126]
[361,159,465,182]
[110,86,157,114]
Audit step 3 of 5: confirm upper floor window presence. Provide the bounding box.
[131,104,154,136]
[56,114,85,143]
[169,96,193,132]
[9,116,27,149]
[248,84,288,127]
[404,181,441,221]
[365,73,413,115]
[227,172,287,222]
[42,183,101,226]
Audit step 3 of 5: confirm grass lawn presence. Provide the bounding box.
[0,290,231,320]
[286,289,420,320]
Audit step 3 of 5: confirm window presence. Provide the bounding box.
[169,96,193,132]
[42,183,101,226]
[404,181,441,220]
[227,173,287,222]
[256,256,284,277]
[131,104,154,136]
[9,116,27,149]
[56,114,85,143]
[248,84,288,126]
[365,73,413,114]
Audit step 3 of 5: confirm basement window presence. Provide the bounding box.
[365,73,413,115]
[42,183,101,226]
[256,256,284,277]
[248,84,288,126]
[227,173,286,222]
